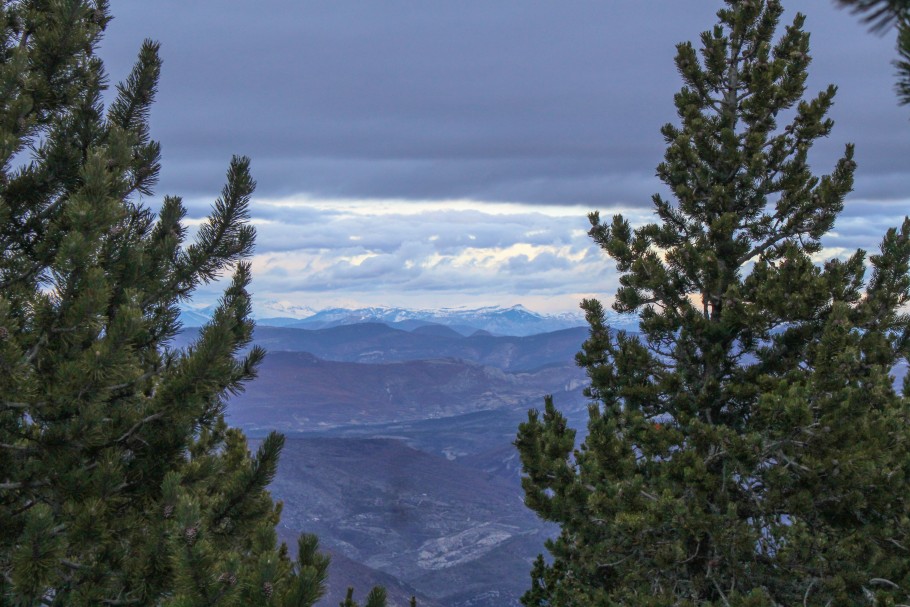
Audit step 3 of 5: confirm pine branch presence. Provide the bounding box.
[898,21,910,104]
[0,480,49,490]
[107,39,160,138]
[176,156,256,295]
[833,0,910,33]
[114,412,165,444]
[209,431,284,528]
[0,2,327,604]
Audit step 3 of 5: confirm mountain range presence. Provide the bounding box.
[179,303,638,336]
[198,314,600,606]
[184,302,905,605]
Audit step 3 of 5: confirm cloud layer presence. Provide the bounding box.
[99,1,910,312]
[177,196,909,315]
[102,0,910,206]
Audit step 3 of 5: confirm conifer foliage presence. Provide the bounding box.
[338,586,388,607]
[0,2,368,605]
[517,1,910,604]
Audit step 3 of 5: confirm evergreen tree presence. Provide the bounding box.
[0,2,383,605]
[339,586,388,607]
[516,1,910,604]
[835,0,910,105]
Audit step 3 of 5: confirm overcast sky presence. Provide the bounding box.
[99,1,910,315]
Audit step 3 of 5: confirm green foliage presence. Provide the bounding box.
[516,1,910,604]
[338,586,388,607]
[0,2,369,606]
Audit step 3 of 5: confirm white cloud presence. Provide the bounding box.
[184,195,626,313]
[178,192,910,316]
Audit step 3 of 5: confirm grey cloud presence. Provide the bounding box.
[244,207,592,256]
[183,194,908,312]
[236,202,609,299]
[163,156,663,207]
[100,0,910,314]
[263,249,611,296]
[103,0,910,206]
[840,199,910,219]
[507,252,575,273]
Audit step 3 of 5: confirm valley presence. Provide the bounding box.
[208,313,593,606]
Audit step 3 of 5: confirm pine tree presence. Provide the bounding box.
[339,586,388,607]
[835,0,910,105]
[0,2,384,606]
[516,1,910,604]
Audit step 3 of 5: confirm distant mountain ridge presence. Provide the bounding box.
[273,305,583,336]
[179,303,638,336]
[171,323,592,373]
[249,324,590,372]
[257,305,584,336]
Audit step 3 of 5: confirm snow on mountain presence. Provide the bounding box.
[178,303,638,335]
[255,300,317,319]
[267,305,588,336]
[177,305,218,327]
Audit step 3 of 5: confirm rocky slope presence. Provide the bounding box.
[268,437,554,607]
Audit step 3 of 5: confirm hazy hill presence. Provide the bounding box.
[172,323,591,372]
[246,324,589,372]
[229,352,586,432]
